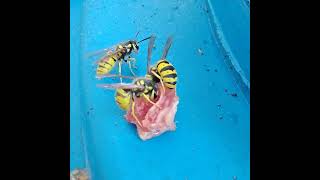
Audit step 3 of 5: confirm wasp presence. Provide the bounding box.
[97,74,160,128]
[86,32,152,82]
[146,35,178,92]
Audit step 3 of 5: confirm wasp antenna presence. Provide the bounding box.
[137,35,154,43]
[135,31,140,38]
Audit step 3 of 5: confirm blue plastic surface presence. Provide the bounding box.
[70,0,250,179]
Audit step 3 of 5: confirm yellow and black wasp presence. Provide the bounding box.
[96,35,177,126]
[86,32,152,82]
[146,35,178,92]
[97,74,160,128]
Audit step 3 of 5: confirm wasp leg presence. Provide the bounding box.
[131,101,143,128]
[132,58,138,69]
[118,61,122,83]
[128,56,137,69]
[142,93,161,109]
[128,61,137,77]
[151,71,165,94]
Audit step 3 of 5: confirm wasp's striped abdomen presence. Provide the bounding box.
[156,59,177,89]
[96,56,117,76]
[115,89,131,110]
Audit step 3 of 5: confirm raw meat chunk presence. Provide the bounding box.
[125,86,179,140]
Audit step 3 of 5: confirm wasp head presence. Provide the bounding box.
[132,41,139,53]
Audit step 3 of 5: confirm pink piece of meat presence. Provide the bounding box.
[125,85,179,140]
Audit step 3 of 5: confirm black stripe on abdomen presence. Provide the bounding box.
[165,81,177,85]
[162,73,177,79]
[111,57,117,62]
[159,65,175,73]
[157,60,169,68]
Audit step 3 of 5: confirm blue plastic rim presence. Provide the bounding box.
[70,0,250,179]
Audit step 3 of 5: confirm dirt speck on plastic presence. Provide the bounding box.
[230,93,238,97]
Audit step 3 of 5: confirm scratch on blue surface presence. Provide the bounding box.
[205,0,250,102]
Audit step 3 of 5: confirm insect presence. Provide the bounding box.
[97,74,161,128]
[97,35,177,126]
[86,32,152,82]
[146,35,178,92]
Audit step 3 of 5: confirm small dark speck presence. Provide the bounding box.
[206,68,210,72]
[219,116,223,120]
[89,107,93,111]
[217,104,221,107]
[203,5,209,13]
[133,20,135,24]
[141,4,144,7]
[114,122,118,126]
[87,111,90,115]
[150,12,157,18]
[173,6,179,10]
[214,69,218,72]
[231,93,238,97]
[224,89,228,92]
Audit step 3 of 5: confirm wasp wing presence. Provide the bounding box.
[161,36,174,59]
[84,46,115,59]
[92,49,125,65]
[97,83,144,90]
[147,35,156,73]
[84,39,130,59]
[96,74,145,80]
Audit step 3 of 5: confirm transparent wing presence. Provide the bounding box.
[84,40,130,59]
[96,74,145,80]
[147,35,156,73]
[92,49,124,65]
[161,36,174,59]
[84,46,115,59]
[97,83,144,90]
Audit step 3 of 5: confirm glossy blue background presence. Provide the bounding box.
[70,0,250,179]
